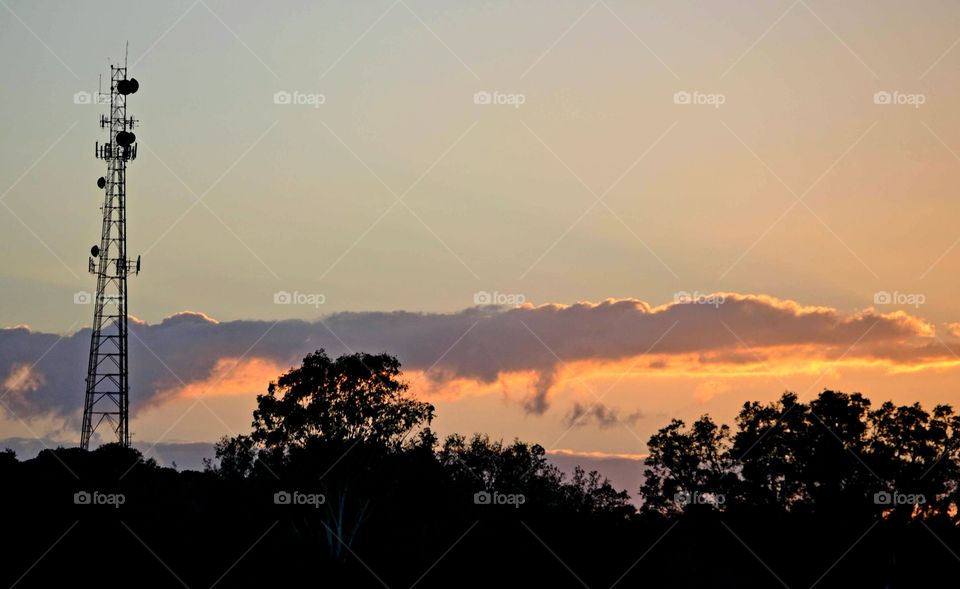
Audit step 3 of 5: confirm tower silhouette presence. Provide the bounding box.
[80,54,141,450]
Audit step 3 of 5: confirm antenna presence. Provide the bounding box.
[80,51,141,450]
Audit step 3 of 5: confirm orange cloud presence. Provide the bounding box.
[3,363,44,395]
[153,357,286,404]
[548,448,648,461]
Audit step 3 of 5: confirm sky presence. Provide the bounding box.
[2,0,960,474]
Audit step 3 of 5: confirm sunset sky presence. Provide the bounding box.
[2,0,960,469]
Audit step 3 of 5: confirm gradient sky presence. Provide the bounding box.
[2,0,960,463]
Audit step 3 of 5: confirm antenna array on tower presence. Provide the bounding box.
[80,54,141,450]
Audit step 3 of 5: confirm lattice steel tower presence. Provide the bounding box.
[80,55,141,450]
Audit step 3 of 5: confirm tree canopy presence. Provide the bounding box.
[640,390,960,524]
[250,349,435,451]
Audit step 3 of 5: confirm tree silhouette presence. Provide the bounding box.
[210,349,436,559]
[439,432,632,516]
[640,415,735,514]
[731,391,812,508]
[868,400,960,522]
[250,349,434,451]
[641,389,960,527]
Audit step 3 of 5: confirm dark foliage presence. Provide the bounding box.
[1,351,957,587]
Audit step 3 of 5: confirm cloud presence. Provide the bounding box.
[3,363,44,395]
[547,448,648,461]
[692,380,733,404]
[564,402,644,429]
[0,294,956,423]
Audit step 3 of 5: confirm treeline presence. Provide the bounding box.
[0,349,958,588]
[642,390,960,520]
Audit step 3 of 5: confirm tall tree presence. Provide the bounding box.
[250,349,434,451]
[731,392,811,508]
[640,415,735,513]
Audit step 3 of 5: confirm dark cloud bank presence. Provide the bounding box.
[0,295,944,424]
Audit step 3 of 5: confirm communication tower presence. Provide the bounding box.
[80,53,141,450]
